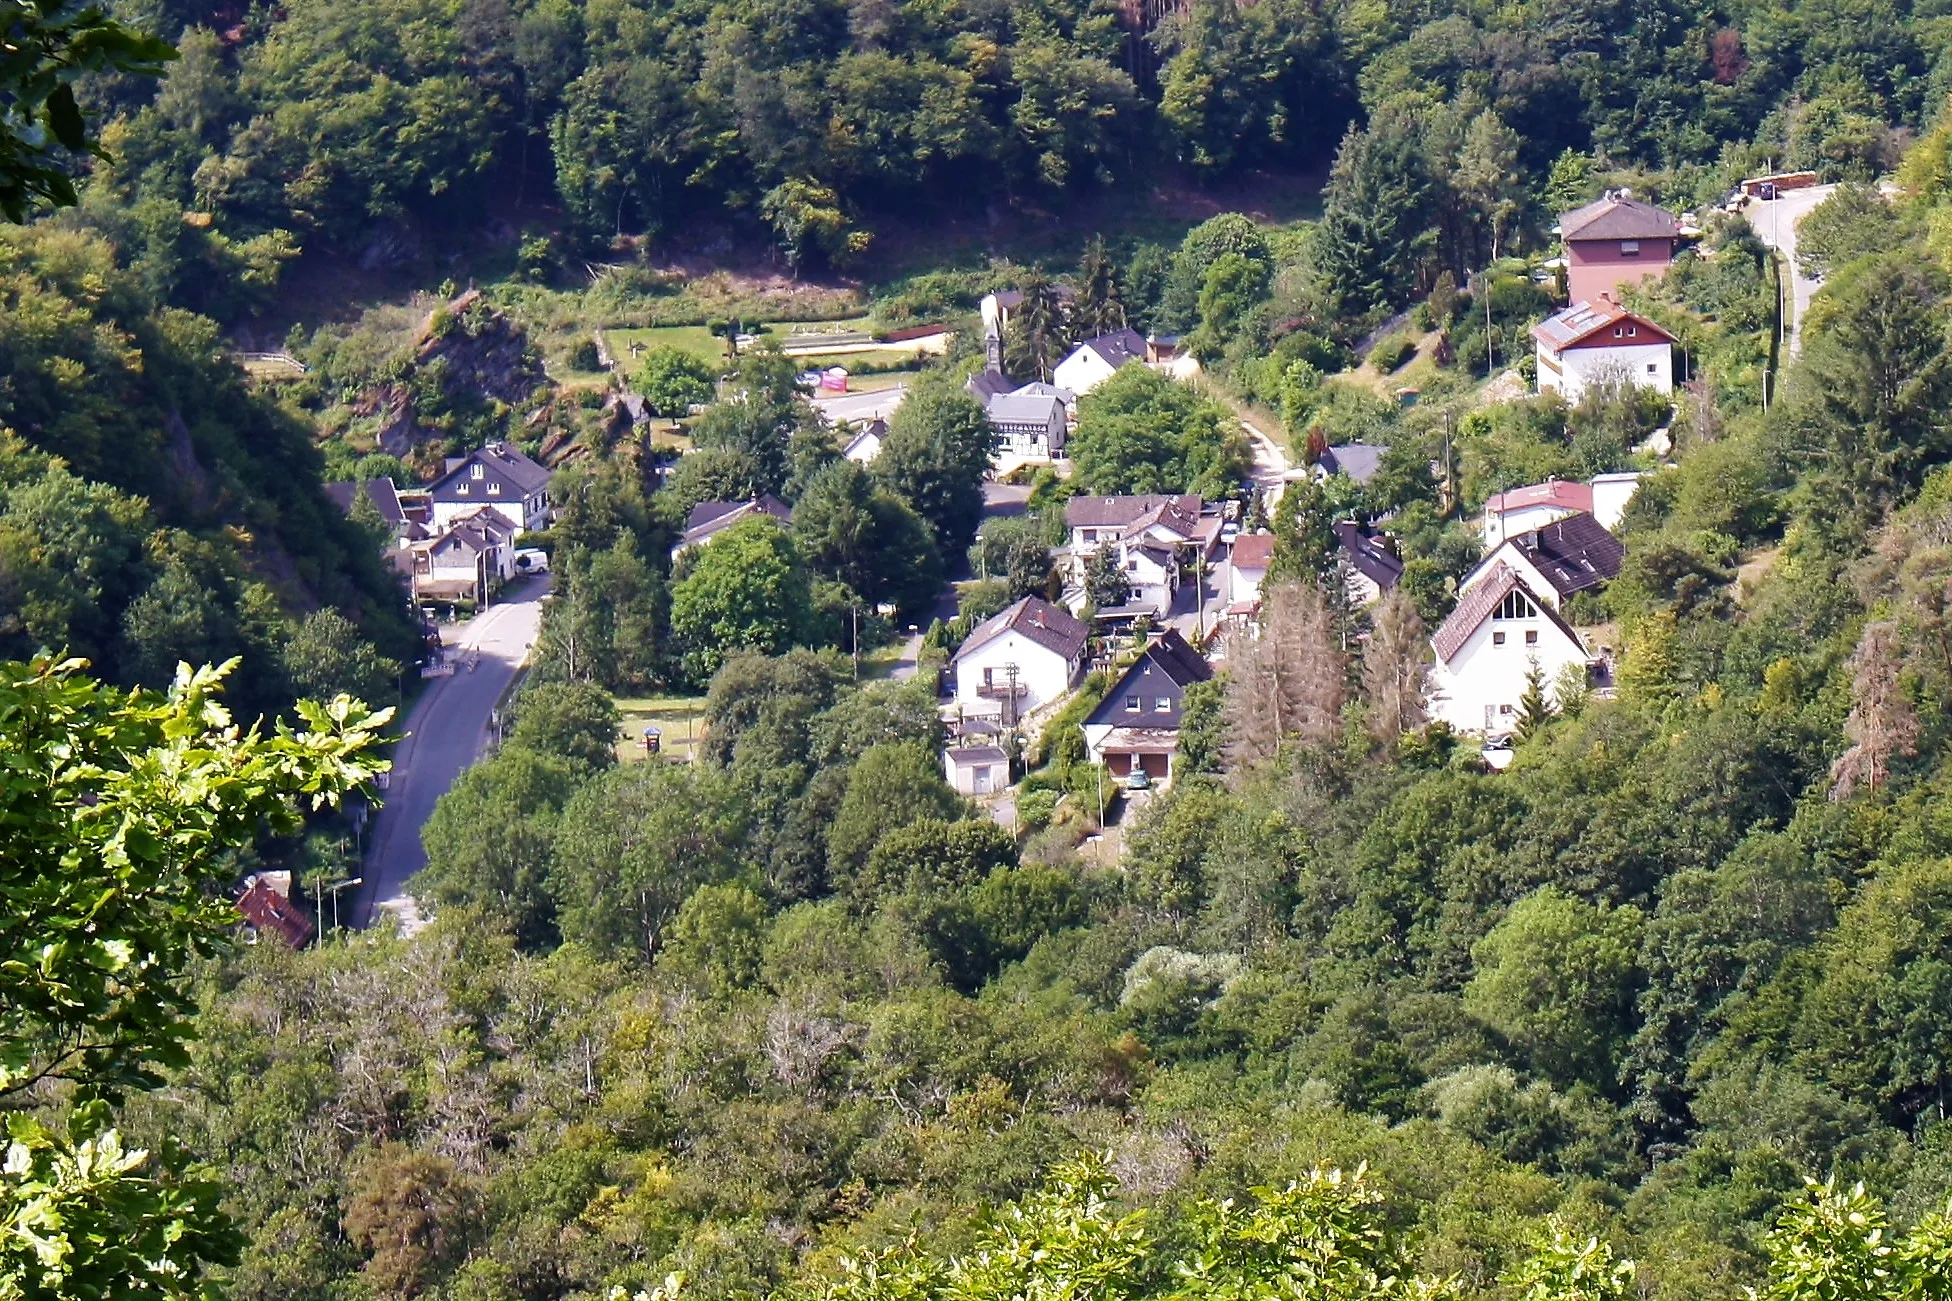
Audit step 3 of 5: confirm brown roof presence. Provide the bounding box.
[1432,564,1586,663]
[951,595,1089,664]
[1532,300,1675,352]
[1230,533,1275,571]
[237,879,316,948]
[1066,493,1202,532]
[1558,196,1681,242]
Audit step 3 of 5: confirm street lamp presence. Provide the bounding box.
[320,876,364,941]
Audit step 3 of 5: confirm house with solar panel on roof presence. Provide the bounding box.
[1533,296,1675,402]
[1428,514,1625,737]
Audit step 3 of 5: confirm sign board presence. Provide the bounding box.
[421,661,455,678]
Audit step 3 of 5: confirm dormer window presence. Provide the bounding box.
[1621,239,1640,256]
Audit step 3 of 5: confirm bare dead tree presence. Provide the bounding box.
[1221,580,1348,775]
[1831,620,1920,800]
[1361,589,1431,746]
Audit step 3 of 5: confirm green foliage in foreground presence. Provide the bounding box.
[0,655,388,1296]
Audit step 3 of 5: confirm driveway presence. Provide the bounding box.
[355,576,551,930]
[813,384,907,427]
[1745,184,1836,355]
[1241,419,1295,502]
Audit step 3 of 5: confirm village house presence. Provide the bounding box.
[1081,629,1213,786]
[943,744,1010,796]
[986,390,1068,462]
[1332,521,1404,607]
[410,506,518,605]
[1064,493,1220,617]
[1314,443,1385,486]
[1428,563,1598,736]
[947,595,1089,722]
[673,494,793,558]
[427,441,552,534]
[1482,471,1643,546]
[1533,297,1675,403]
[1557,194,1682,304]
[1225,533,1274,617]
[236,875,316,948]
[1463,513,1624,611]
[1052,328,1148,396]
[843,419,887,464]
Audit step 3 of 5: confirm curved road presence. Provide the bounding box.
[1747,183,1836,356]
[355,576,551,929]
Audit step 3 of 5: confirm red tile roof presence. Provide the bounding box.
[237,879,316,949]
[1230,533,1275,571]
[1484,480,1594,517]
[1558,196,1681,242]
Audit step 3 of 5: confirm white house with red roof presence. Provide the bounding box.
[1533,298,1674,403]
[1482,472,1644,546]
[1429,564,1597,736]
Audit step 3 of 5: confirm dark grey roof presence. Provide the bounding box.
[1084,629,1212,728]
[1008,381,1076,404]
[1333,521,1404,590]
[1074,328,1147,369]
[947,745,1009,765]
[1320,444,1384,484]
[1558,196,1681,242]
[966,369,1014,403]
[324,478,405,526]
[682,494,792,546]
[951,595,1089,664]
[1504,513,1624,598]
[429,442,551,502]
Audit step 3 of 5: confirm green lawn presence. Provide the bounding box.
[607,317,878,367]
[614,695,709,764]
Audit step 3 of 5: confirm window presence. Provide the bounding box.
[1494,590,1538,620]
[1613,326,1624,338]
[1621,239,1640,256]
[456,483,468,495]
[1626,325,1637,337]
[1499,703,1515,715]
[1493,630,1506,646]
[983,667,994,687]
[1126,695,1141,712]
[487,481,501,495]
[1525,629,1539,645]
[1155,697,1171,712]
[470,464,484,479]
[1647,363,1658,373]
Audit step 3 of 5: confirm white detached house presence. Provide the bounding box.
[1429,564,1596,736]
[1533,298,1674,403]
[948,596,1089,721]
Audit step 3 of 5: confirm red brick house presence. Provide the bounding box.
[1558,196,1682,305]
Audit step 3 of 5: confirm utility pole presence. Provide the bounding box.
[1003,661,1020,730]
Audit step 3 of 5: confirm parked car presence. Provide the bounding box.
[1125,769,1153,791]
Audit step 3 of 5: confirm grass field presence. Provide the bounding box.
[607,317,879,366]
[614,695,709,764]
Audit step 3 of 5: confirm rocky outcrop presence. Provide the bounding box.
[366,290,551,456]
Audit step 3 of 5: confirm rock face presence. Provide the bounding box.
[369,290,551,457]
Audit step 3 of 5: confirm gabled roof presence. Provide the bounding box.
[1501,513,1623,598]
[1319,443,1384,484]
[1333,521,1404,590]
[324,478,405,526]
[966,369,1015,403]
[1068,328,1148,370]
[951,595,1089,665]
[1558,196,1681,242]
[1432,563,1585,663]
[1084,630,1212,728]
[237,879,315,948]
[430,441,551,500]
[843,426,883,459]
[1008,381,1076,404]
[1485,478,1594,517]
[1230,533,1275,572]
[946,744,1009,766]
[682,494,792,547]
[1532,300,1676,351]
[1067,493,1202,532]
[987,392,1065,426]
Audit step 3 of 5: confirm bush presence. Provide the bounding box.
[1370,334,1416,373]
[568,339,602,371]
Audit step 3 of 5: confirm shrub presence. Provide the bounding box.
[1370,334,1416,373]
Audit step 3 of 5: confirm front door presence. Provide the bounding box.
[974,766,993,794]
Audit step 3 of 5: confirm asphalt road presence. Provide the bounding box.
[355,576,550,929]
[812,384,908,427]
[1746,184,1836,356]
